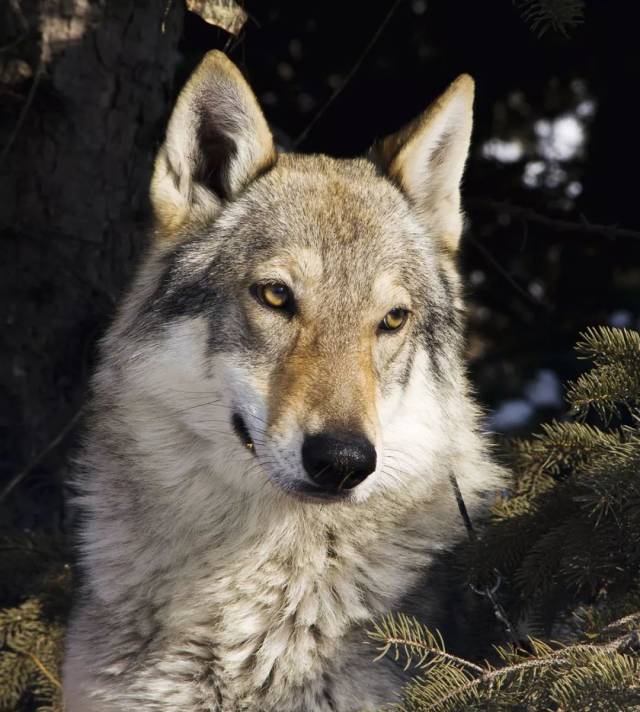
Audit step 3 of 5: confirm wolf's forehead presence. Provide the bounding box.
[216,159,435,298]
[232,163,421,270]
[250,157,415,238]
[243,199,422,299]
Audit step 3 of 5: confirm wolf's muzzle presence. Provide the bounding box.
[301,432,377,492]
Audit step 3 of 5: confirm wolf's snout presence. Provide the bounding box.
[301,432,377,491]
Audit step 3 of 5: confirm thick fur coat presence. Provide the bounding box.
[63,51,505,711]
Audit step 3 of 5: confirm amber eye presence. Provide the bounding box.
[379,307,408,332]
[254,282,292,310]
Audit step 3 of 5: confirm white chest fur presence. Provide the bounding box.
[159,502,433,709]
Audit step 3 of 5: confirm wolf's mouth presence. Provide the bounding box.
[232,413,256,454]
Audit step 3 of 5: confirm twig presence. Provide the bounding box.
[293,0,403,148]
[419,634,637,710]
[26,651,62,689]
[448,471,521,646]
[0,406,84,503]
[467,235,552,312]
[0,57,42,167]
[467,198,640,243]
[0,33,28,53]
[160,0,173,33]
[375,636,485,674]
[8,0,29,32]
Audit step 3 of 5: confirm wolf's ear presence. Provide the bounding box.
[372,75,474,254]
[150,50,276,235]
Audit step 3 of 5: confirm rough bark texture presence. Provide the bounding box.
[0,0,184,525]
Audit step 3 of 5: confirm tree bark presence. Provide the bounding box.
[0,0,184,525]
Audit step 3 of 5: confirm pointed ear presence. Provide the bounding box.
[150,50,276,235]
[372,75,474,254]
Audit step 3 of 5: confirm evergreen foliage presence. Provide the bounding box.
[370,613,640,711]
[372,327,640,710]
[0,536,70,712]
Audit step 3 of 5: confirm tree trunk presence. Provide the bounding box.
[0,0,184,525]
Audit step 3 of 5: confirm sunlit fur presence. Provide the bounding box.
[63,51,506,711]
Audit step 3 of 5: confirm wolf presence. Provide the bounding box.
[63,50,505,711]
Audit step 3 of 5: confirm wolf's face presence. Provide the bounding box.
[113,52,475,504]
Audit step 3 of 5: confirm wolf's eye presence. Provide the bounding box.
[379,308,408,332]
[253,282,292,311]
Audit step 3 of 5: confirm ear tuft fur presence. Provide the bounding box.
[373,74,474,254]
[151,51,276,237]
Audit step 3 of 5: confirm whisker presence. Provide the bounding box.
[380,463,406,477]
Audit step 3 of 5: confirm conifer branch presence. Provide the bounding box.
[373,613,640,711]
[372,327,640,710]
[369,614,484,674]
[26,650,61,689]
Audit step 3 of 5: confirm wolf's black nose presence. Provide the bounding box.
[302,432,377,491]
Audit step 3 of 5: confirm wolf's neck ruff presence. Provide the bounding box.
[165,490,437,708]
[63,50,506,712]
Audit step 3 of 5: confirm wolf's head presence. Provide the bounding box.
[104,51,479,505]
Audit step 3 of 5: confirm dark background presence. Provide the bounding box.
[2,0,640,532]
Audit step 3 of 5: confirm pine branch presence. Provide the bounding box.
[369,614,484,674]
[567,363,640,421]
[372,327,640,710]
[567,327,640,420]
[372,614,640,712]
[0,599,65,711]
[576,327,640,368]
[0,534,70,711]
[510,421,627,479]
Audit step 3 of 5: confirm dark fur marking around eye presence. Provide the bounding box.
[148,261,220,322]
[158,279,218,320]
[137,236,226,328]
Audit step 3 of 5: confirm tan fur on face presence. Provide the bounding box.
[267,324,378,440]
[238,166,417,444]
[252,246,380,440]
